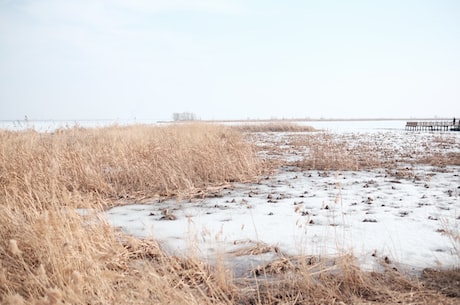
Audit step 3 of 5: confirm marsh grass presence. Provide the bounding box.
[255,132,460,171]
[0,123,263,304]
[238,254,457,305]
[232,122,317,133]
[0,124,264,208]
[293,133,384,170]
[1,123,459,304]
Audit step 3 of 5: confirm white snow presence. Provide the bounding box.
[103,125,460,276]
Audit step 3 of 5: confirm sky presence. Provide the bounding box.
[1,0,459,121]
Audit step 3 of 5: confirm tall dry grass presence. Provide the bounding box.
[0,123,264,304]
[1,123,458,304]
[232,122,316,133]
[0,123,264,208]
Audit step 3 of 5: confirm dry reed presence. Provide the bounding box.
[232,122,317,133]
[255,132,460,171]
[0,123,263,304]
[237,254,457,305]
[0,123,265,208]
[1,123,458,304]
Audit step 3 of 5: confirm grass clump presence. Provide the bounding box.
[421,268,460,297]
[236,254,457,305]
[233,122,316,133]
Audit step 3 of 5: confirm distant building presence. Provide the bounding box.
[172,112,199,121]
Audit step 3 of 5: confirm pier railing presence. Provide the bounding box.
[405,121,459,131]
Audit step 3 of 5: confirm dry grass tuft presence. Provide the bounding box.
[230,242,281,257]
[421,268,460,297]
[417,152,460,167]
[233,122,317,133]
[238,255,458,305]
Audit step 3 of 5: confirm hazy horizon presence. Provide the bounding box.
[1,1,459,121]
[0,115,458,123]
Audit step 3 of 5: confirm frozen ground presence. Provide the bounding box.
[104,128,460,276]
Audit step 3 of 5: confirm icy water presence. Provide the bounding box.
[299,119,406,132]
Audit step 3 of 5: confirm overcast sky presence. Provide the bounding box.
[1,0,459,121]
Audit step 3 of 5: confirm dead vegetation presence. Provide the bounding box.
[0,123,265,207]
[0,123,263,304]
[421,268,460,298]
[236,254,459,305]
[1,123,459,304]
[232,122,317,133]
[250,131,460,171]
[230,241,282,257]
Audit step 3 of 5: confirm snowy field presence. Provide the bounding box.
[100,123,460,276]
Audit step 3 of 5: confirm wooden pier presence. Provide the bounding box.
[405,120,460,131]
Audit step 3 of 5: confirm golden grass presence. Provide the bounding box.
[232,122,317,133]
[1,123,458,304]
[0,123,264,304]
[0,123,265,208]
[237,254,459,305]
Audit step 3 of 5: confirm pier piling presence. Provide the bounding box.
[405,120,460,131]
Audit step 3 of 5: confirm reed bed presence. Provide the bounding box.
[0,123,265,208]
[232,122,317,133]
[1,123,458,304]
[292,133,384,170]
[0,123,263,304]
[252,132,460,171]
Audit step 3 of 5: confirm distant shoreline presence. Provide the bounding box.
[197,117,453,123]
[0,117,454,124]
[160,117,454,124]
